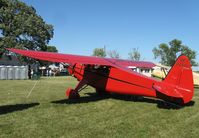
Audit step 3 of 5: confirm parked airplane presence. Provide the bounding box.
[7,48,194,105]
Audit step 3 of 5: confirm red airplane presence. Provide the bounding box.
[7,48,194,105]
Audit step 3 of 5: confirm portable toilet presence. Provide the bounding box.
[7,66,14,80]
[25,66,29,79]
[20,66,28,79]
[14,66,20,79]
[0,66,7,80]
[0,66,2,79]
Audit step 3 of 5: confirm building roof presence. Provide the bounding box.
[0,55,22,66]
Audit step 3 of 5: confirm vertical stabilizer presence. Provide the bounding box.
[163,55,194,104]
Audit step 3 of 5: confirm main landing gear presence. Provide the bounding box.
[66,79,88,99]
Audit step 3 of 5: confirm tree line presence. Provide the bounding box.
[93,39,198,66]
[92,47,141,61]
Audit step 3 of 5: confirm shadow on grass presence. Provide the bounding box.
[101,93,195,109]
[0,103,39,115]
[52,92,195,110]
[52,92,110,104]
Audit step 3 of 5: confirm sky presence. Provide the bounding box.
[22,0,199,68]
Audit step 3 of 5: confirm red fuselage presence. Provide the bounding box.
[69,64,159,98]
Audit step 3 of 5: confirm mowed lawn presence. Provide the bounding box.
[0,77,199,138]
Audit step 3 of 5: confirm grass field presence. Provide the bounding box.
[0,77,199,138]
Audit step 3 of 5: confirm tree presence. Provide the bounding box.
[128,47,141,61]
[153,39,197,66]
[107,50,120,59]
[0,0,53,54]
[46,46,58,52]
[92,47,106,57]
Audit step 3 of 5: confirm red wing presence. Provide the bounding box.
[7,48,155,75]
[7,48,110,65]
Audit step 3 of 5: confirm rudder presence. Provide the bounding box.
[163,55,194,104]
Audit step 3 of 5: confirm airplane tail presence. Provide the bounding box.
[154,55,194,104]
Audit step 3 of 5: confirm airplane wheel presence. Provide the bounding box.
[69,92,80,99]
[66,88,80,99]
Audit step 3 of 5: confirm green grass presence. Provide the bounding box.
[0,77,199,138]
